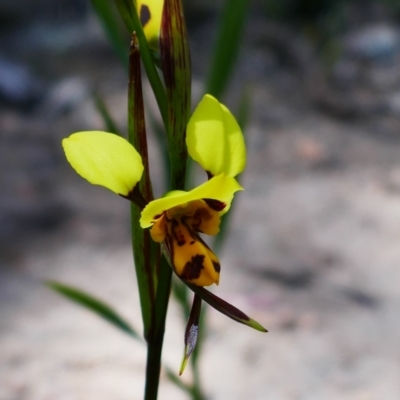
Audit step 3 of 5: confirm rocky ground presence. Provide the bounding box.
[1,2,400,400]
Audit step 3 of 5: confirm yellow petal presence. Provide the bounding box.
[140,174,243,228]
[165,218,220,286]
[186,200,221,235]
[62,131,144,196]
[186,94,246,177]
[137,0,163,51]
[150,214,167,242]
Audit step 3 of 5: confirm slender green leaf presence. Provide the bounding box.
[93,93,122,136]
[186,282,268,332]
[206,0,249,98]
[90,0,128,65]
[47,281,140,339]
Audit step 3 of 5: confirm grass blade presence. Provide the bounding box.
[89,0,128,65]
[205,0,249,98]
[47,281,140,339]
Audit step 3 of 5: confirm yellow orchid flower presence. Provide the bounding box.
[136,0,164,52]
[62,131,144,196]
[141,174,243,286]
[62,95,245,288]
[186,94,246,178]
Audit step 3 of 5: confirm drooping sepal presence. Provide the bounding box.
[186,282,268,332]
[186,94,246,178]
[179,294,202,375]
[62,131,144,196]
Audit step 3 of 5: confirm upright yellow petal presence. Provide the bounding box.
[221,103,246,177]
[186,94,246,177]
[137,0,164,51]
[140,174,243,228]
[62,131,144,196]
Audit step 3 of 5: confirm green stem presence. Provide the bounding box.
[144,257,173,400]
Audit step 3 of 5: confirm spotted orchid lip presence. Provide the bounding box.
[149,200,222,287]
[163,216,221,287]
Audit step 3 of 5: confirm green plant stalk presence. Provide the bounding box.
[128,35,157,340]
[141,0,192,396]
[114,0,169,132]
[129,33,169,400]
[144,256,172,400]
[90,0,128,65]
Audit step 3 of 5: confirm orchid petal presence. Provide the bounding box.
[186,94,246,177]
[62,131,144,196]
[140,174,242,228]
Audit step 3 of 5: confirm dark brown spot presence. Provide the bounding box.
[169,218,186,246]
[153,213,163,220]
[190,241,195,245]
[204,199,226,212]
[164,234,173,257]
[206,171,213,180]
[189,207,213,232]
[140,5,151,27]
[181,254,205,281]
[176,232,186,246]
[180,217,198,241]
[212,261,221,273]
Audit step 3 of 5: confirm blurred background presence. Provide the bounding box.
[1,0,400,398]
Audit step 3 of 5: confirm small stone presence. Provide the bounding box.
[344,24,400,62]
